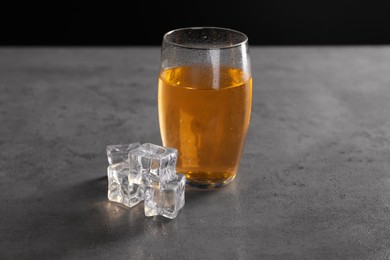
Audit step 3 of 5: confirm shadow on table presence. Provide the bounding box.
[11,176,144,259]
[13,174,220,259]
[185,185,225,203]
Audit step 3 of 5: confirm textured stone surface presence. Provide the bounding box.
[1,47,390,259]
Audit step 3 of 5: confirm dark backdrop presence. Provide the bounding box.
[1,1,390,46]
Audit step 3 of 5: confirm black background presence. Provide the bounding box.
[1,0,390,46]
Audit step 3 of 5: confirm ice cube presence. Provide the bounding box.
[106,142,140,164]
[144,174,186,219]
[128,143,177,186]
[107,162,143,208]
[144,185,163,217]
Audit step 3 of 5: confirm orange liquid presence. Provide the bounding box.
[158,65,252,188]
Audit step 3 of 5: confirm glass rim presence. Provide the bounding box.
[163,26,249,50]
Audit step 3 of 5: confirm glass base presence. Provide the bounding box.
[182,171,236,189]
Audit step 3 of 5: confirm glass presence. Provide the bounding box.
[158,27,252,188]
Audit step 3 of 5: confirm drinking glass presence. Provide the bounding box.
[158,27,252,188]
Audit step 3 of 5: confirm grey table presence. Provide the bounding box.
[1,47,390,260]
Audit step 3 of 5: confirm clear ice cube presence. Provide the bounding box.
[128,143,177,186]
[107,162,143,208]
[106,142,140,164]
[144,174,186,219]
